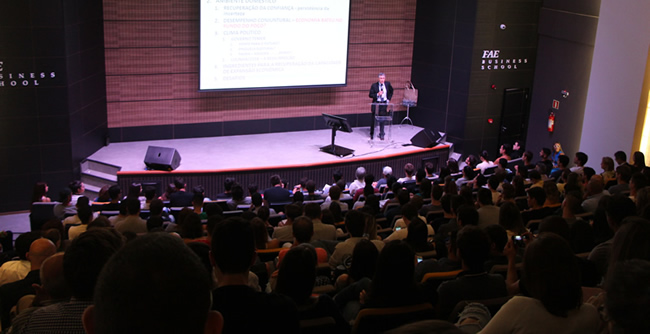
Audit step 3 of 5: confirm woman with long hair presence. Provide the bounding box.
[31,182,51,205]
[480,233,600,333]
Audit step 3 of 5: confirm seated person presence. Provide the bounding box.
[82,233,222,334]
[275,246,349,333]
[210,217,300,333]
[436,226,508,320]
[329,210,384,270]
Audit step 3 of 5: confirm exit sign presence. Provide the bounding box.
[552,100,560,109]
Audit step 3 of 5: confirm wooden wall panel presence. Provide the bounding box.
[104,0,416,129]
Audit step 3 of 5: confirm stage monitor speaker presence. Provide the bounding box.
[410,129,443,148]
[144,146,181,171]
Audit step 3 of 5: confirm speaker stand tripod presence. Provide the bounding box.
[401,101,415,125]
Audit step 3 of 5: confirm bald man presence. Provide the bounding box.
[0,238,56,328]
[6,253,70,334]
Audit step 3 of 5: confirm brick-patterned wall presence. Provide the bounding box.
[104,0,417,129]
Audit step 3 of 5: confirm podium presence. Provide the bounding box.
[370,103,394,143]
[320,113,354,157]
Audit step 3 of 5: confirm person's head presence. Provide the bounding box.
[275,245,317,305]
[486,175,499,191]
[485,224,508,254]
[465,154,478,168]
[616,164,633,183]
[69,180,85,195]
[538,216,570,241]
[173,178,185,190]
[523,150,533,164]
[403,163,415,177]
[77,205,93,225]
[36,252,70,301]
[633,151,647,168]
[349,239,379,281]
[447,159,459,173]
[574,152,588,167]
[378,72,386,84]
[126,183,141,199]
[501,183,516,201]
[456,226,490,272]
[122,198,140,216]
[456,205,479,227]
[527,186,546,208]
[630,172,649,193]
[396,189,410,206]
[108,185,121,201]
[477,188,493,206]
[399,203,418,224]
[32,182,49,203]
[370,240,416,299]
[65,228,124,299]
[605,195,637,231]
[543,181,560,204]
[279,204,300,223]
[303,202,321,220]
[58,188,72,204]
[614,151,628,165]
[608,217,650,269]
[345,210,366,237]
[406,218,430,252]
[179,212,203,240]
[269,174,282,187]
[462,165,475,179]
[557,154,570,169]
[355,166,367,181]
[211,217,255,275]
[605,259,650,333]
[480,150,489,162]
[249,217,270,249]
[540,147,551,159]
[522,233,582,317]
[499,201,524,233]
[601,156,615,172]
[251,192,263,207]
[534,162,547,176]
[230,183,244,201]
[500,143,512,156]
[326,185,341,201]
[27,238,57,270]
[14,231,42,261]
[292,216,314,244]
[84,233,221,334]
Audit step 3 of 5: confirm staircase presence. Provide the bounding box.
[80,159,122,200]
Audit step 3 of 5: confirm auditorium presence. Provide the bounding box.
[0,0,649,332]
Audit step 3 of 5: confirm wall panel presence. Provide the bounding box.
[103,0,417,136]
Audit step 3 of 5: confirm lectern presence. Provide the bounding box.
[320,113,354,157]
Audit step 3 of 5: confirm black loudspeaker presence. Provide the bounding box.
[144,146,181,171]
[410,129,443,148]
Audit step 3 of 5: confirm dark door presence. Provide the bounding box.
[499,88,530,149]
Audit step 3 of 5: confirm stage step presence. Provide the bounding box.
[80,159,122,200]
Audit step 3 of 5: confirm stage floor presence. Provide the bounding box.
[88,124,433,172]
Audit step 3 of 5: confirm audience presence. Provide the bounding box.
[480,233,600,333]
[15,147,650,333]
[22,229,123,333]
[210,217,299,333]
[82,232,222,334]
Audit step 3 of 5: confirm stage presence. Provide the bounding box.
[85,124,450,198]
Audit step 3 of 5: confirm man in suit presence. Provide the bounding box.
[368,73,393,140]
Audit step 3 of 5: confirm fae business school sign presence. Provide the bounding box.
[480,50,529,71]
[0,60,58,88]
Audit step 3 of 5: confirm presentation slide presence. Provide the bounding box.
[200,0,351,91]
